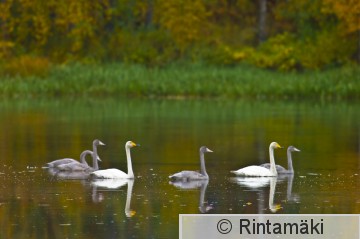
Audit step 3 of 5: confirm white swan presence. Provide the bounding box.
[90,141,139,179]
[169,146,213,181]
[260,146,300,174]
[230,142,282,177]
[56,150,101,172]
[44,139,104,168]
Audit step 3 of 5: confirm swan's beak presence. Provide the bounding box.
[130,141,140,147]
[276,143,282,149]
[97,156,102,162]
[99,141,105,146]
[294,148,301,152]
[207,148,213,153]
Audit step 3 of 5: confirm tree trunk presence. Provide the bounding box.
[145,0,153,28]
[358,29,360,63]
[258,0,267,44]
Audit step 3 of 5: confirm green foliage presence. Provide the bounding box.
[0,63,359,100]
[107,30,177,66]
[295,28,357,69]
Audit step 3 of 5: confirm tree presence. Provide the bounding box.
[258,0,267,43]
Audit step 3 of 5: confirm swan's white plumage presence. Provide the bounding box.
[230,142,282,177]
[231,165,275,177]
[91,168,131,179]
[90,141,139,179]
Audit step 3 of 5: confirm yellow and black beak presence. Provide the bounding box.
[131,141,140,147]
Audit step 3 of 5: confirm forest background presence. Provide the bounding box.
[0,0,359,99]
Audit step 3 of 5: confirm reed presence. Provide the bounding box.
[0,62,359,100]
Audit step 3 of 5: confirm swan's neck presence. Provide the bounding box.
[199,152,208,177]
[126,146,134,178]
[80,152,90,166]
[287,150,294,173]
[92,144,99,170]
[269,147,277,176]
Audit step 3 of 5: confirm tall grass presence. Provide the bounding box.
[0,62,359,100]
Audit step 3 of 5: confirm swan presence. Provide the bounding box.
[90,139,105,169]
[90,141,139,179]
[260,146,300,174]
[44,139,105,168]
[230,142,282,177]
[56,150,101,172]
[169,146,213,181]
[44,155,83,169]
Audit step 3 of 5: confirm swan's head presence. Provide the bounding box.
[126,141,140,148]
[288,146,300,152]
[200,146,213,153]
[94,139,106,146]
[269,142,282,149]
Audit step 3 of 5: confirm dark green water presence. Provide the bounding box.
[0,99,359,238]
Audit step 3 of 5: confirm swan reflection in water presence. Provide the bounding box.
[230,177,281,213]
[46,168,92,180]
[91,179,136,217]
[278,174,300,203]
[231,174,300,212]
[170,180,213,213]
[268,178,281,213]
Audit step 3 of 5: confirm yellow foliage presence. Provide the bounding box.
[0,0,357,68]
[0,41,15,58]
[2,56,51,77]
[155,0,210,52]
[295,28,356,69]
[244,33,297,71]
[232,51,246,61]
[322,0,360,33]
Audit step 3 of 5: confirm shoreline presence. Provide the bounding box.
[0,63,359,101]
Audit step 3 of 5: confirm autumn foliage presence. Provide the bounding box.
[0,0,359,71]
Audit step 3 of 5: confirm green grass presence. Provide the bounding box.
[0,62,359,100]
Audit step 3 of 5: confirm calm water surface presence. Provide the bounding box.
[0,99,359,238]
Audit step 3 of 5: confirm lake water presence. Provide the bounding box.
[0,99,359,238]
